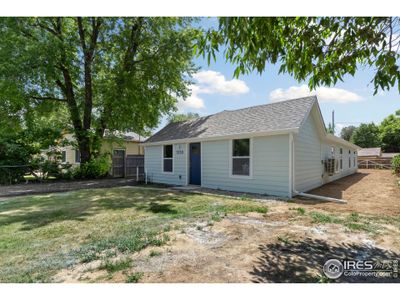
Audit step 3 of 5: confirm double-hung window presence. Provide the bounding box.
[163,145,173,173]
[75,150,81,163]
[232,139,251,176]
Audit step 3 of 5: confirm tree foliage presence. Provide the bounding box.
[350,123,381,148]
[198,17,400,94]
[340,125,357,141]
[168,112,200,123]
[379,110,400,152]
[0,17,198,163]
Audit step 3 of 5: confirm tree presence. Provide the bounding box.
[340,125,357,141]
[0,17,197,164]
[168,112,200,123]
[326,123,335,134]
[380,110,400,152]
[199,17,400,94]
[350,123,381,148]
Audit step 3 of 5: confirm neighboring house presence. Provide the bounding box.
[143,96,360,198]
[357,147,399,169]
[54,132,144,177]
[357,147,381,159]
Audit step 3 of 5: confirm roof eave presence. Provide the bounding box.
[325,134,361,150]
[142,128,299,146]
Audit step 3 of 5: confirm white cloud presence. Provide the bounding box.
[178,70,249,111]
[193,70,249,95]
[269,84,363,104]
[177,85,205,111]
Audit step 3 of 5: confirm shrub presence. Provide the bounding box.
[74,155,110,179]
[0,137,34,184]
[392,154,400,175]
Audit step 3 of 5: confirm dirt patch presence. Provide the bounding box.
[53,209,400,283]
[297,170,400,216]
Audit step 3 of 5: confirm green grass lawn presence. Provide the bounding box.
[0,186,268,283]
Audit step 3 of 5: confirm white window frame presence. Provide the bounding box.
[229,138,253,179]
[162,144,174,174]
[339,147,343,171]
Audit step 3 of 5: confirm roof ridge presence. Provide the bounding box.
[219,95,317,114]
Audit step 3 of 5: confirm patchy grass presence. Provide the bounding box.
[100,258,132,273]
[289,207,306,215]
[0,186,269,282]
[309,211,380,233]
[125,272,143,283]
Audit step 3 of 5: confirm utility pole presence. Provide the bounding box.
[332,110,335,136]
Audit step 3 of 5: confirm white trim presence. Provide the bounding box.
[143,128,299,146]
[161,144,174,174]
[228,138,253,179]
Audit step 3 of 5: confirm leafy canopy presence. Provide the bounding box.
[198,17,400,94]
[379,110,400,152]
[350,123,381,148]
[340,125,357,141]
[0,17,198,163]
[168,112,200,123]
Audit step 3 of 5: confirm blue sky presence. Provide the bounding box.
[158,18,400,135]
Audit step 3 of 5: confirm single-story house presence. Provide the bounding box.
[45,132,145,177]
[143,96,360,198]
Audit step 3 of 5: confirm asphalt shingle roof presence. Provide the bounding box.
[146,96,317,143]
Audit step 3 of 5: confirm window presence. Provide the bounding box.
[61,151,66,163]
[163,145,173,172]
[354,151,356,167]
[232,139,250,176]
[75,150,81,163]
[348,150,351,168]
[339,148,343,170]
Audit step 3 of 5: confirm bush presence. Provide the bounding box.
[392,154,400,175]
[74,155,110,179]
[0,138,34,184]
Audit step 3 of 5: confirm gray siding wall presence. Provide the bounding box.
[321,143,358,184]
[294,113,323,192]
[144,143,187,185]
[294,110,358,192]
[201,135,290,197]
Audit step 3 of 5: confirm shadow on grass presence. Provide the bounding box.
[0,188,186,231]
[250,237,400,283]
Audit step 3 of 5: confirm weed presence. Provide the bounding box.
[126,272,143,283]
[149,250,162,257]
[348,212,360,222]
[163,224,171,232]
[295,207,306,215]
[100,258,132,273]
[310,212,340,224]
[277,235,290,244]
[211,212,222,222]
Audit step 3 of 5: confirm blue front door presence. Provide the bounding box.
[189,143,201,185]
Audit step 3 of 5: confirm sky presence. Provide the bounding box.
[158,18,400,136]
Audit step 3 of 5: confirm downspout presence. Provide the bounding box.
[290,133,347,204]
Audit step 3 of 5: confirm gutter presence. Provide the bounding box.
[289,133,347,204]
